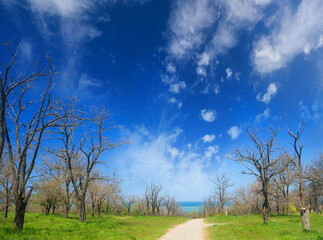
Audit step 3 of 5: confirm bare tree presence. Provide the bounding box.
[271,155,295,215]
[232,127,281,223]
[45,102,124,222]
[144,182,163,216]
[0,154,13,218]
[36,179,62,215]
[121,195,136,215]
[288,122,310,231]
[164,195,181,216]
[211,173,233,214]
[305,153,323,185]
[0,41,71,229]
[38,156,73,218]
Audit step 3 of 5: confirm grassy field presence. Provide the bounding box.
[0,212,186,240]
[206,214,323,240]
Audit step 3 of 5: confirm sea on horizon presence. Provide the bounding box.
[178,201,203,213]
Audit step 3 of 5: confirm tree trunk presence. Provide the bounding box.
[97,204,101,217]
[45,207,50,215]
[64,203,69,218]
[14,200,27,229]
[301,206,310,231]
[91,202,95,217]
[79,200,86,222]
[262,185,270,223]
[3,196,9,218]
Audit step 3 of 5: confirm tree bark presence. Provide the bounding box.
[262,185,270,223]
[91,203,95,217]
[3,198,9,218]
[301,206,310,231]
[64,204,69,218]
[79,200,86,222]
[14,200,27,229]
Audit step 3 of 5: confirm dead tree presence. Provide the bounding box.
[121,195,135,215]
[0,153,13,218]
[211,173,233,214]
[271,155,295,215]
[288,122,310,231]
[45,103,123,222]
[144,182,163,216]
[38,156,73,218]
[1,41,68,229]
[232,127,281,223]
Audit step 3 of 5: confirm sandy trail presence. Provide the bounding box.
[158,218,213,240]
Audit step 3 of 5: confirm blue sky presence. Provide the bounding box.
[1,0,323,201]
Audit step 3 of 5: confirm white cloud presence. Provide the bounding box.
[167,146,180,159]
[169,97,176,103]
[255,108,271,123]
[196,52,210,76]
[228,126,241,140]
[167,0,272,70]
[214,84,220,95]
[202,134,216,143]
[299,100,322,120]
[252,0,323,73]
[169,81,186,93]
[204,145,219,161]
[115,127,220,201]
[166,63,176,73]
[226,68,233,79]
[256,83,277,104]
[235,72,241,81]
[77,74,101,90]
[168,0,217,59]
[201,109,216,122]
[178,102,183,109]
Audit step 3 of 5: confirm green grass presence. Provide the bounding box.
[0,212,186,240]
[206,214,323,240]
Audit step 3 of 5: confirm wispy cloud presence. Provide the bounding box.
[116,127,219,200]
[256,83,277,104]
[299,100,323,121]
[255,108,271,123]
[252,0,323,73]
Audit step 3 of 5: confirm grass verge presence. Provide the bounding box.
[0,212,186,240]
[205,214,323,240]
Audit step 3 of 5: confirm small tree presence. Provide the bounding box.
[232,127,282,223]
[211,173,233,214]
[288,122,310,231]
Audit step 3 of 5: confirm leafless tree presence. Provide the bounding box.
[0,154,13,218]
[211,173,233,214]
[305,152,323,185]
[121,195,136,215]
[0,40,71,229]
[288,122,310,231]
[164,195,181,216]
[144,182,163,216]
[44,102,124,222]
[203,195,217,216]
[36,179,62,215]
[38,156,73,218]
[232,127,282,223]
[271,154,295,215]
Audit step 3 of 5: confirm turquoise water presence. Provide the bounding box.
[178,202,203,213]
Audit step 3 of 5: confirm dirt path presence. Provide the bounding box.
[158,218,213,240]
